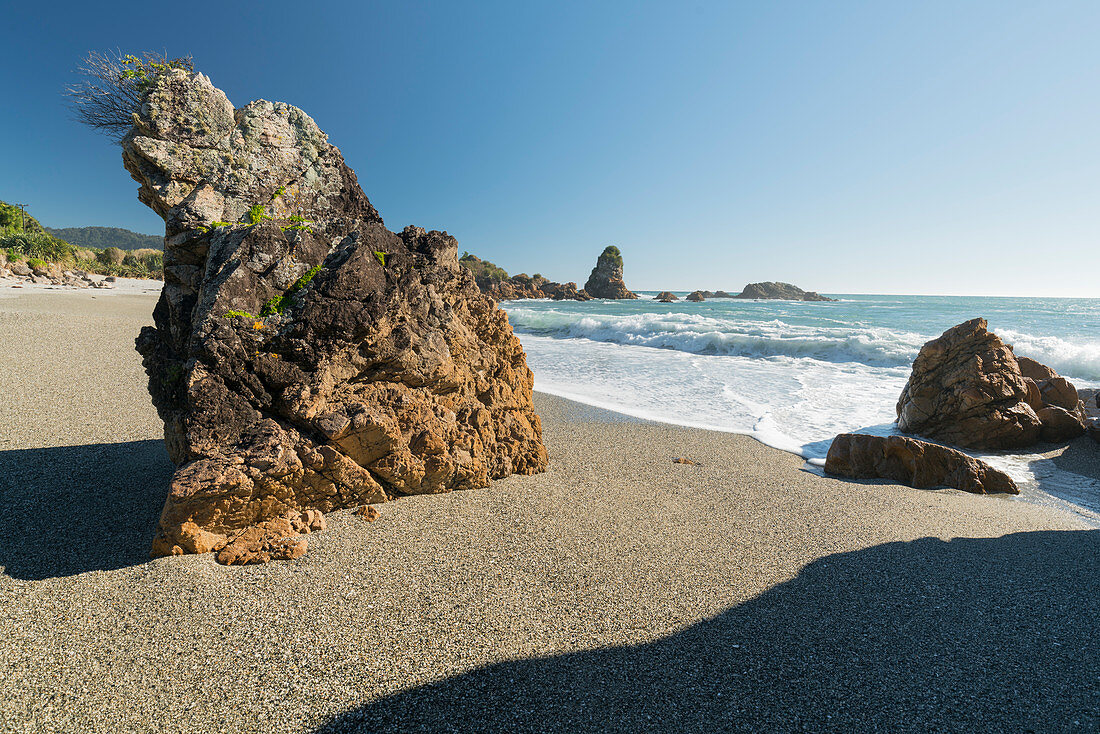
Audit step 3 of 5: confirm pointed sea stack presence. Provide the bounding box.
[123,69,549,560]
[584,246,638,299]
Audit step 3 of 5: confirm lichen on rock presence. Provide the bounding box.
[126,69,548,561]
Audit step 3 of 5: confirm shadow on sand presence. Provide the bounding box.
[318,529,1099,733]
[0,440,172,580]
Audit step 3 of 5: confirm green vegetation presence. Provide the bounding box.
[247,204,271,225]
[117,54,194,91]
[271,186,286,200]
[0,201,48,234]
[459,251,509,283]
[373,251,387,266]
[26,258,47,271]
[281,214,313,233]
[69,51,194,141]
[598,245,624,268]
[1,200,163,279]
[224,310,258,320]
[98,247,126,266]
[259,264,324,317]
[43,226,161,251]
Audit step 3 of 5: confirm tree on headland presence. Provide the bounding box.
[66,50,194,141]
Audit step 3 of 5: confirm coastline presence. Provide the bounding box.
[1,290,1097,731]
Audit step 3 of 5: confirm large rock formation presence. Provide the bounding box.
[584,246,637,299]
[896,319,1087,450]
[458,253,589,301]
[735,282,834,301]
[124,69,548,560]
[685,290,706,302]
[654,291,678,302]
[824,434,1018,494]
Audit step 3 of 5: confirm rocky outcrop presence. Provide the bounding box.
[124,69,548,561]
[736,282,834,301]
[584,246,637,299]
[696,290,735,299]
[487,274,589,302]
[896,319,1087,449]
[685,291,706,302]
[654,291,678,302]
[458,254,590,301]
[0,259,116,289]
[824,433,1018,494]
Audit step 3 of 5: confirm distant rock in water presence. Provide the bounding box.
[458,254,590,301]
[685,290,706,302]
[698,290,735,299]
[824,434,1018,494]
[654,291,678,302]
[124,69,548,561]
[896,318,1087,450]
[735,282,835,301]
[584,246,637,299]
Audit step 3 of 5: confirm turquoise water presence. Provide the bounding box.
[504,293,1100,521]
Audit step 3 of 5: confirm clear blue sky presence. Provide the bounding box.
[2,1,1098,296]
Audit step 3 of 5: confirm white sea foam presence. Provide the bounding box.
[507,308,926,367]
[508,294,1100,522]
[998,329,1100,383]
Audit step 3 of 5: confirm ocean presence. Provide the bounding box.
[504,293,1100,523]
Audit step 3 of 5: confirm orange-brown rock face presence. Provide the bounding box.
[127,70,548,561]
[824,434,1018,494]
[896,318,1086,450]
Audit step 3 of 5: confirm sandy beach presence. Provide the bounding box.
[1,290,1097,733]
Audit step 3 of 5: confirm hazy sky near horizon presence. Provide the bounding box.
[1,1,1098,296]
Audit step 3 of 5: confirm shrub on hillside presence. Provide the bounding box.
[98,246,126,265]
[0,230,77,262]
[458,252,509,283]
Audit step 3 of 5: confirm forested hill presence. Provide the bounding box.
[44,226,162,250]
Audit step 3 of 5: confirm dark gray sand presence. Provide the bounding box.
[1,292,1097,733]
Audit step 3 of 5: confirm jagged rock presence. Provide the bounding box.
[1037,406,1086,443]
[214,515,308,565]
[124,68,548,561]
[735,282,835,301]
[584,246,637,299]
[897,319,1088,449]
[458,255,590,301]
[355,504,380,522]
[9,260,30,277]
[1022,378,1044,411]
[824,433,1018,495]
[655,291,678,302]
[897,319,1039,449]
[489,274,589,302]
[1038,377,1079,411]
[685,291,706,302]
[538,280,590,301]
[1017,356,1058,381]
